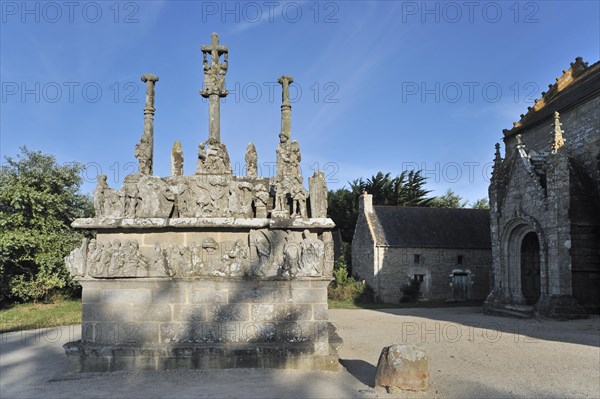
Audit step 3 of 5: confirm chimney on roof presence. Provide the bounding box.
[359,192,373,214]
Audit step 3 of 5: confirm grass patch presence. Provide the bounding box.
[0,299,82,333]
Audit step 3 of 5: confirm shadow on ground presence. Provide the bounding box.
[339,358,377,387]
[370,306,600,347]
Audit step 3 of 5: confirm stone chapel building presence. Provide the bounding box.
[352,194,491,303]
[484,58,600,318]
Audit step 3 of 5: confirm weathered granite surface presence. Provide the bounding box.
[65,33,338,371]
[374,344,429,392]
[485,58,600,318]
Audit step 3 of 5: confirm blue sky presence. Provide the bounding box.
[1,1,599,203]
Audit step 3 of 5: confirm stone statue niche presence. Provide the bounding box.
[64,33,340,373]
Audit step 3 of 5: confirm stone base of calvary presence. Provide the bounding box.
[63,33,341,372]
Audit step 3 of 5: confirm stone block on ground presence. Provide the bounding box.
[374,344,428,392]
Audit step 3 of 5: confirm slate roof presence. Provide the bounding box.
[368,206,491,249]
[504,58,600,137]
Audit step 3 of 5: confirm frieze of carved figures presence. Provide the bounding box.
[93,175,175,219]
[249,229,325,278]
[65,238,154,278]
[149,239,249,277]
[66,231,328,279]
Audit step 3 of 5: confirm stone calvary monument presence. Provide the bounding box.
[64,33,339,372]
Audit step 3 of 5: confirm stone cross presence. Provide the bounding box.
[200,33,229,142]
[278,75,293,139]
[137,74,159,175]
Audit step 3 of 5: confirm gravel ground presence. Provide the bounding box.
[1,306,598,398]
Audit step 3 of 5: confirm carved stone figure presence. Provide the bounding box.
[86,239,99,276]
[308,171,328,218]
[65,238,88,277]
[291,176,307,218]
[104,188,123,218]
[166,245,182,277]
[93,176,107,216]
[190,178,212,217]
[123,242,140,276]
[272,177,291,218]
[221,239,247,276]
[189,242,204,276]
[276,134,291,179]
[253,182,270,218]
[124,183,141,218]
[282,238,301,278]
[135,133,153,176]
[136,176,174,218]
[209,177,229,215]
[93,175,123,217]
[300,230,324,276]
[238,182,254,217]
[228,184,239,217]
[197,137,232,175]
[97,242,111,276]
[289,140,301,177]
[245,143,258,178]
[152,243,170,277]
[250,229,272,276]
[108,241,124,276]
[171,140,184,176]
[202,237,221,273]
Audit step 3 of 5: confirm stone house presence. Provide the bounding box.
[352,193,491,304]
[484,58,600,318]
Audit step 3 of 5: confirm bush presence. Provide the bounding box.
[400,277,422,302]
[0,147,92,304]
[328,254,373,304]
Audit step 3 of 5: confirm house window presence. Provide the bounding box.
[413,274,425,283]
[414,254,421,263]
[457,255,463,265]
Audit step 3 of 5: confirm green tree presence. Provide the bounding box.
[471,197,490,209]
[430,189,468,208]
[0,147,92,303]
[328,170,433,244]
[349,171,432,207]
[327,188,359,243]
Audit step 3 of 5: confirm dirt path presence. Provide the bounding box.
[1,307,598,398]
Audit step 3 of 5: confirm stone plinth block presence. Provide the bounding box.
[374,344,429,392]
[65,278,341,371]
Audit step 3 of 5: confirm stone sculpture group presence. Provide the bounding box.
[63,33,339,372]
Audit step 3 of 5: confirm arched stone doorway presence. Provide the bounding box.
[501,217,546,306]
[520,232,541,304]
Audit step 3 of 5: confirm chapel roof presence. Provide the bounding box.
[503,57,600,137]
[367,206,491,249]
